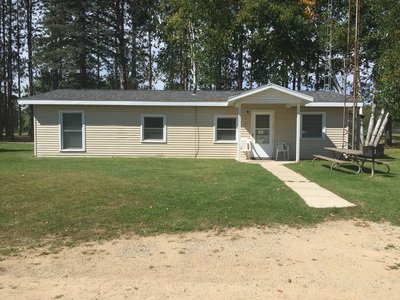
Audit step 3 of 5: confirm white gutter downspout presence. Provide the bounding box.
[236,104,242,161]
[296,103,301,162]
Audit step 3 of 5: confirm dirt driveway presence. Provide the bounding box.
[1,220,400,300]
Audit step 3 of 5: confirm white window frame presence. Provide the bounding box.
[141,114,167,143]
[214,115,238,144]
[301,112,326,140]
[59,110,86,152]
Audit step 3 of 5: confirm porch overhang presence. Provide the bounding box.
[233,84,311,163]
[227,83,314,107]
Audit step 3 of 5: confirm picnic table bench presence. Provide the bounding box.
[312,147,390,174]
[362,158,390,174]
[312,154,362,173]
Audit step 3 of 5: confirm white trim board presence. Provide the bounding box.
[305,102,363,107]
[18,99,361,108]
[213,115,238,144]
[18,100,229,107]
[140,114,167,143]
[228,83,314,103]
[59,110,86,152]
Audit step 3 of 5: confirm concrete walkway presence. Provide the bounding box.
[246,160,355,208]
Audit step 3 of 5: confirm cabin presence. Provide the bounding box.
[18,84,361,161]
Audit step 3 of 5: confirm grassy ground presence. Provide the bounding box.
[1,143,399,254]
[1,143,330,254]
[288,146,400,226]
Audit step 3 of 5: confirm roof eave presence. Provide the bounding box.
[305,102,363,108]
[17,99,229,107]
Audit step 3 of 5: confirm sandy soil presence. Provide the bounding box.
[1,220,400,300]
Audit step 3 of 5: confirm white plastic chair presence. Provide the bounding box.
[275,142,289,161]
[240,138,253,159]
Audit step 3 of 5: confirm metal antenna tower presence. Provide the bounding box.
[324,0,334,91]
[351,0,361,149]
[342,0,352,148]
[341,0,361,149]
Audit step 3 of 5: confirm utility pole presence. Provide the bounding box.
[352,0,360,149]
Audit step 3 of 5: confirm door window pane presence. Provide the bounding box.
[255,129,270,144]
[256,115,270,128]
[254,114,270,144]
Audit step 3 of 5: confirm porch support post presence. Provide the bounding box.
[296,103,301,162]
[236,104,242,161]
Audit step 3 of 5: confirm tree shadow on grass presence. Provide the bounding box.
[0,148,32,153]
[319,164,395,177]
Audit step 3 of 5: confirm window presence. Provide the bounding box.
[141,115,166,142]
[215,116,237,143]
[301,113,325,139]
[60,111,85,151]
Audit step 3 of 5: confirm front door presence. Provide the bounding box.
[251,111,274,159]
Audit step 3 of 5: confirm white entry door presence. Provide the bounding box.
[251,111,274,159]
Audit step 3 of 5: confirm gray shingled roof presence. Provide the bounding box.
[23,89,241,102]
[302,91,346,103]
[21,88,350,103]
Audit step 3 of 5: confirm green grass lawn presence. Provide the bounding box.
[1,142,399,254]
[288,147,400,225]
[0,143,329,254]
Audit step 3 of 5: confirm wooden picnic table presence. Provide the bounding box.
[324,147,363,159]
[321,147,390,174]
[311,147,366,173]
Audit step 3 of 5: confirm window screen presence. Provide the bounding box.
[302,114,323,138]
[216,117,236,141]
[142,116,165,141]
[61,112,83,150]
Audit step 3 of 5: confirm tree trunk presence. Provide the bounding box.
[188,21,197,93]
[51,69,60,90]
[116,0,126,90]
[249,56,253,89]
[147,26,153,90]
[297,70,301,91]
[0,0,5,140]
[78,12,88,89]
[370,108,385,146]
[130,1,138,89]
[292,74,296,90]
[237,31,243,90]
[365,103,376,145]
[16,0,22,135]
[6,0,14,140]
[384,114,392,146]
[26,0,34,137]
[373,112,390,147]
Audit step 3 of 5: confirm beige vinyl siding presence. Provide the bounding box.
[300,107,345,159]
[236,89,306,105]
[35,104,345,160]
[35,105,237,158]
[238,105,344,160]
[239,104,297,160]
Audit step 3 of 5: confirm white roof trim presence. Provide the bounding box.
[227,83,314,104]
[18,99,360,108]
[17,100,228,107]
[305,102,363,107]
